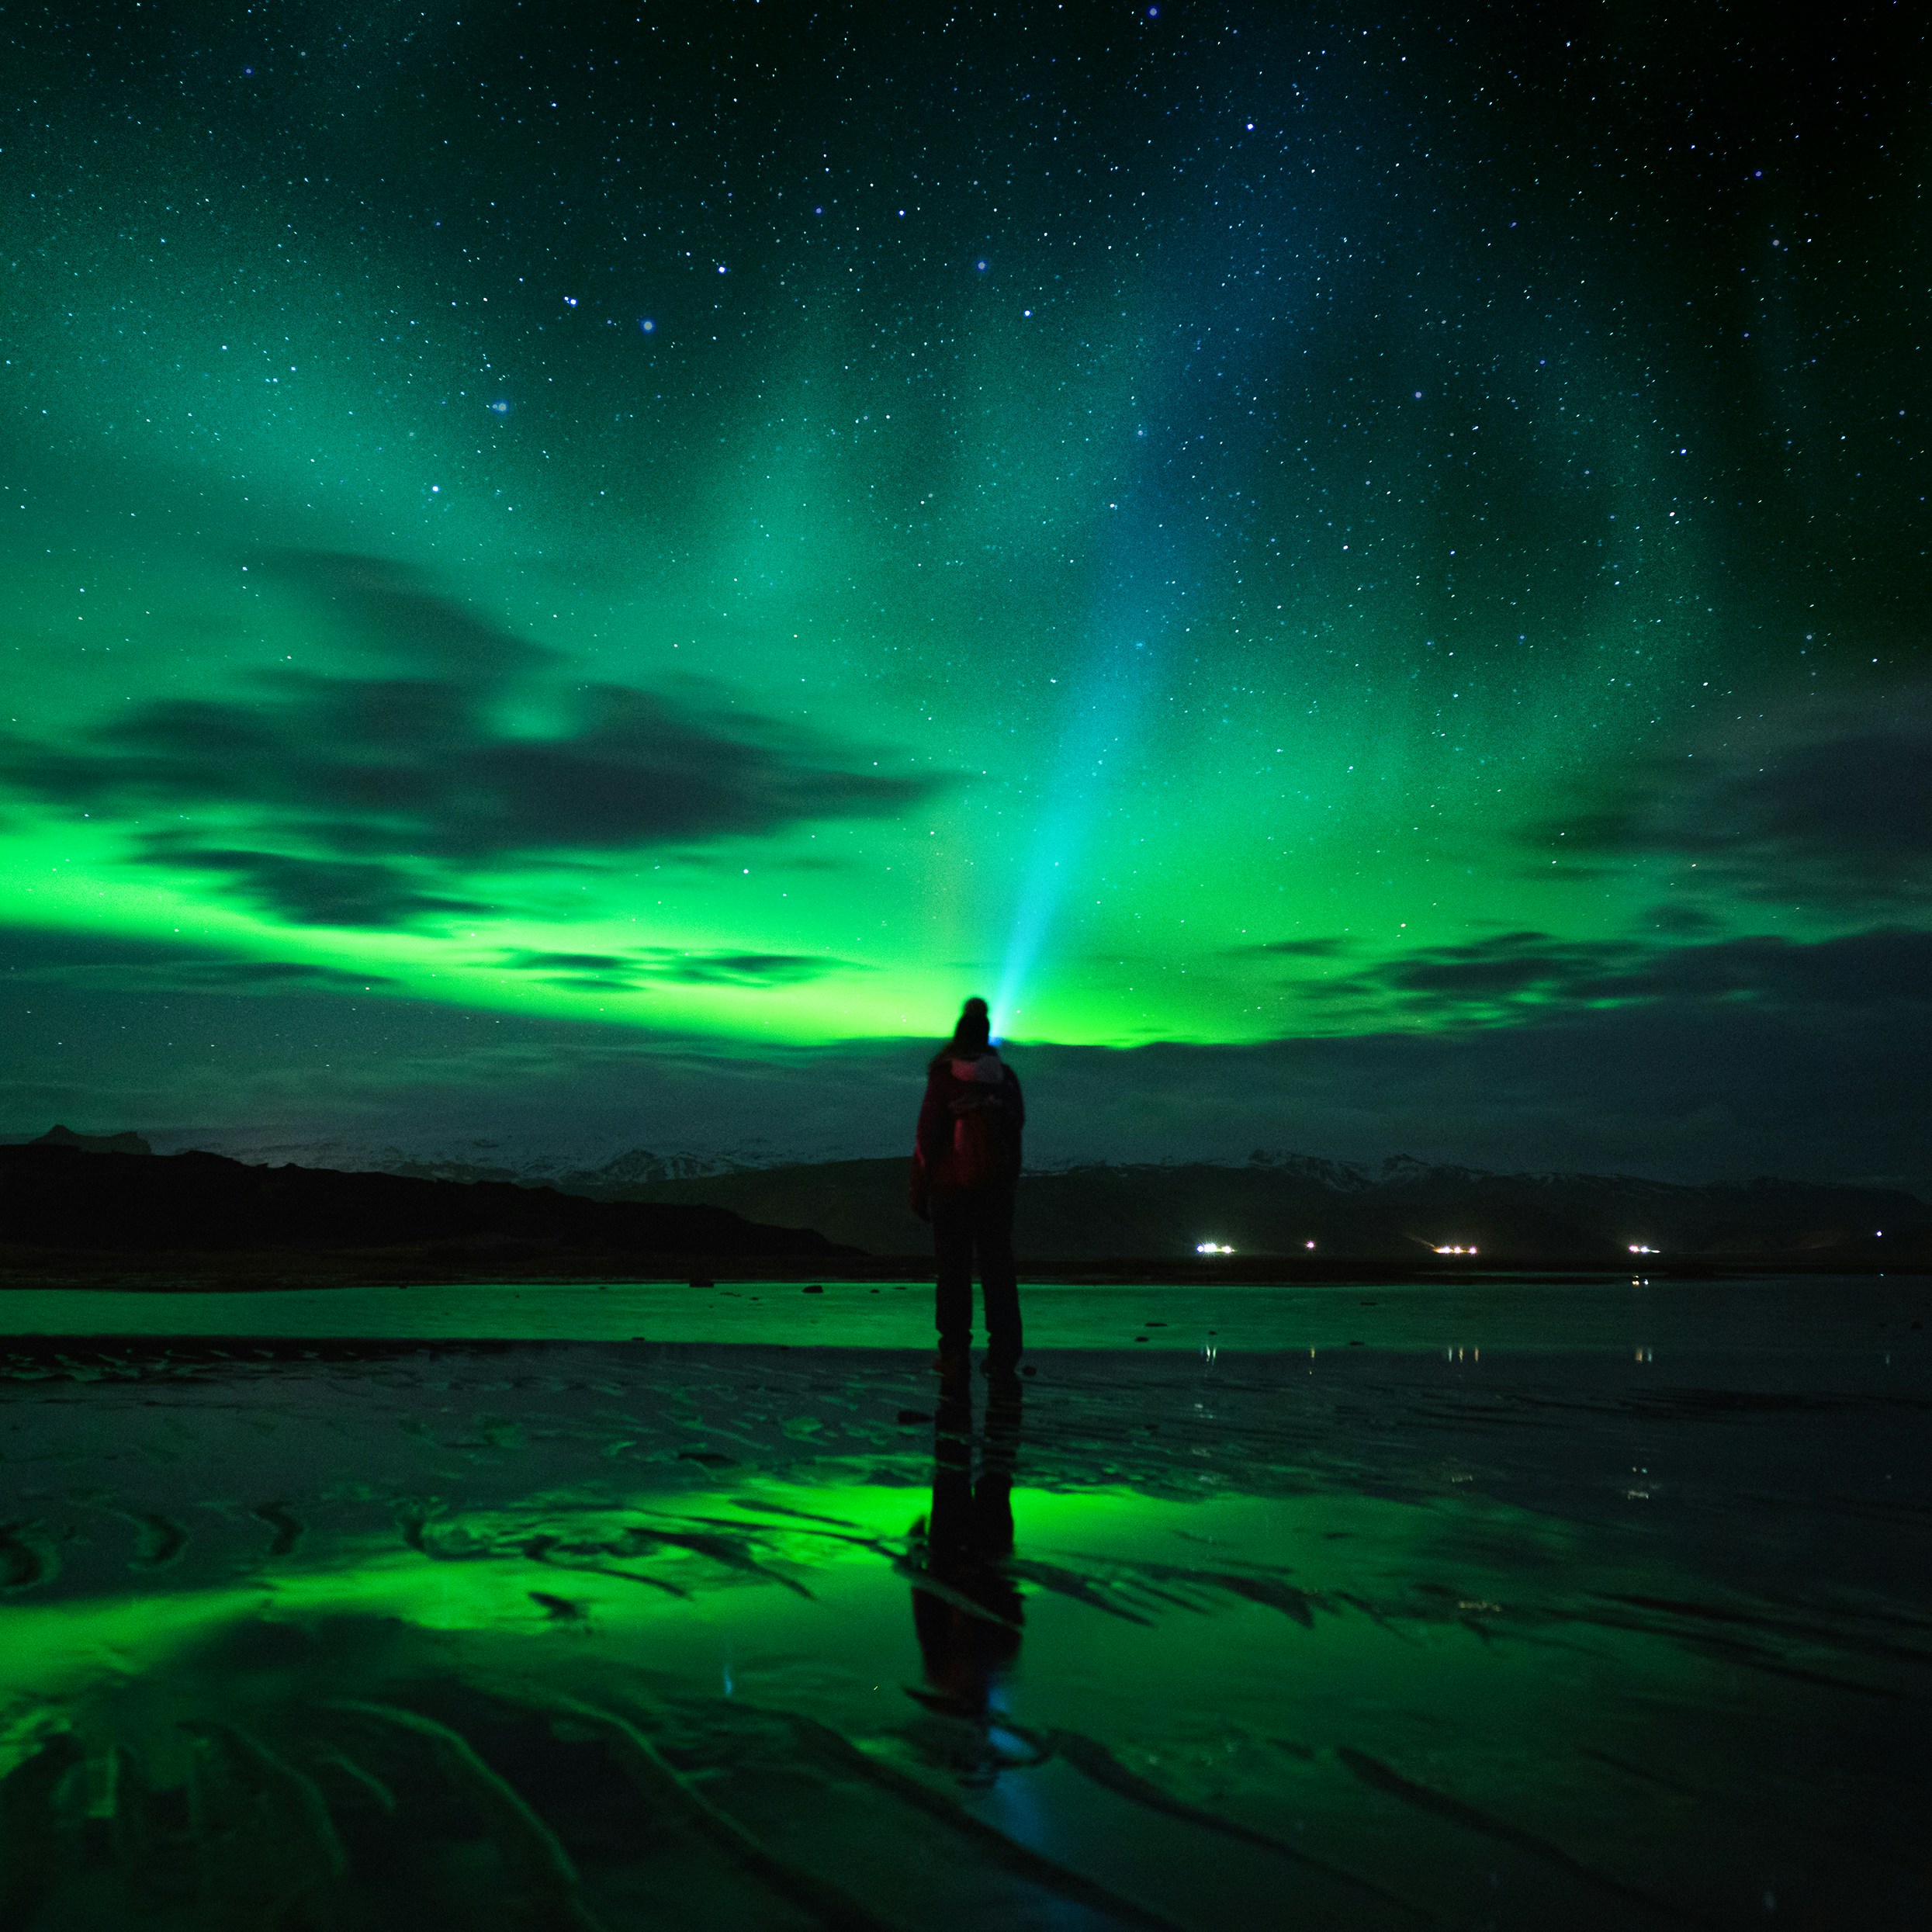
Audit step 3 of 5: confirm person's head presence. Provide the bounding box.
[951,996,992,1050]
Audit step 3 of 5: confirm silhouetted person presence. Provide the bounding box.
[909,1373,1024,1750]
[909,996,1024,1376]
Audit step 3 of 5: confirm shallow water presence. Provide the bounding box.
[2,1269,1926,1353]
[2,1279,1927,1928]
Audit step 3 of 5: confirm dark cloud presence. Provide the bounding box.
[506,952,631,973]
[8,919,1927,1197]
[654,951,842,986]
[1606,929,1932,1006]
[1023,1001,1932,1194]
[1314,925,1932,1023]
[0,926,396,993]
[147,844,492,928]
[2,919,1927,1189]
[1234,937,1352,958]
[1556,683,1932,909]
[1643,902,1724,937]
[260,549,561,677]
[5,971,1927,1195]
[517,970,638,993]
[0,552,945,928]
[1369,930,1616,1006]
[500,947,847,989]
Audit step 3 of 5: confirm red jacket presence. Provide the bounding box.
[911,1046,1024,1209]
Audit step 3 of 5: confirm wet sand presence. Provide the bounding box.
[2,1278,1927,1928]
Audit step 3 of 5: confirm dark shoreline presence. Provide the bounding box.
[0,1247,1920,1290]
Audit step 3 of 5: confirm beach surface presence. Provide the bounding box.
[2,1276,1927,1929]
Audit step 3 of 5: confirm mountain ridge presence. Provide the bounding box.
[0,1141,850,1272]
[556,1150,1929,1262]
[6,1131,1923,1267]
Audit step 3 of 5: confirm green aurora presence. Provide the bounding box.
[2,4,1927,1167]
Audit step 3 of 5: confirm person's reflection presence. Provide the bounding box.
[909,1371,1024,1750]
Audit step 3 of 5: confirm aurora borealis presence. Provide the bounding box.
[3,4,1927,1180]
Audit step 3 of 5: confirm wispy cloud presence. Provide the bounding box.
[498,947,853,990]
[0,926,398,992]
[1297,926,1932,1023]
[1549,681,1932,909]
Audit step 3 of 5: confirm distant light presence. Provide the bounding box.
[1628,1244,1658,1255]
[1196,1241,1234,1255]
[1433,1244,1478,1256]
[1304,1240,1316,1249]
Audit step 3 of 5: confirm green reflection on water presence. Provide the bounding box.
[0,1468,1899,1930]
[2,1329,1927,1929]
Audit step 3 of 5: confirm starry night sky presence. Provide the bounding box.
[3,3,1928,1182]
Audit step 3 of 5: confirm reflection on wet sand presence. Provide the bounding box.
[0,1304,1927,1927]
[907,1375,1029,1778]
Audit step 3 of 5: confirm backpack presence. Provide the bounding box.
[949,1088,1016,1189]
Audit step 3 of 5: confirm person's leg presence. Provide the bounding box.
[976,1187,1022,1369]
[975,1375,1021,1556]
[930,1382,975,1550]
[930,1191,974,1364]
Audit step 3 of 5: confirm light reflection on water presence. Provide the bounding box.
[0,1282,1927,1927]
[0,1271,1922,1353]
